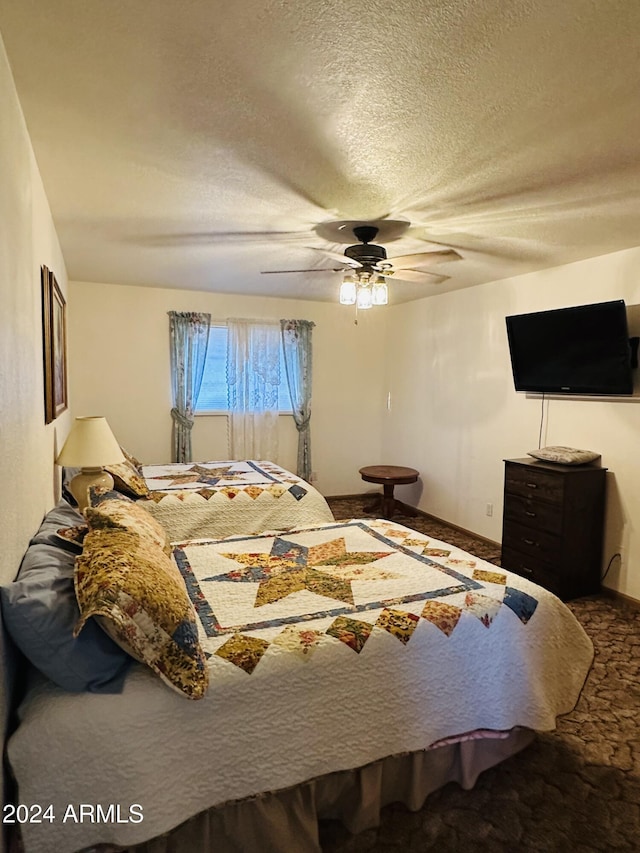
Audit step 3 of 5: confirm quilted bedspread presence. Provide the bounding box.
[9,519,594,853]
[138,459,335,540]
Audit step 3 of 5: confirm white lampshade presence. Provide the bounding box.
[56,416,125,467]
[56,417,125,511]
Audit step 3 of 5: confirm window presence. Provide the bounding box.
[196,324,293,413]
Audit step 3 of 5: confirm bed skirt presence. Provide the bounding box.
[87,728,534,853]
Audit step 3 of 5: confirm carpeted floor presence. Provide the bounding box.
[321,497,640,852]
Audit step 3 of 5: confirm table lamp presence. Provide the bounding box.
[56,416,125,511]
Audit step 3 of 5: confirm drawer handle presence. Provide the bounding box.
[525,482,538,489]
[520,566,533,575]
[524,511,536,517]
[523,538,537,547]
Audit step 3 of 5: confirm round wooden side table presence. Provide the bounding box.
[359,465,419,519]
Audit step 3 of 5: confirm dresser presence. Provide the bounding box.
[501,458,607,600]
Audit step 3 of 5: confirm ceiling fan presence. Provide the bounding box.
[260,220,462,288]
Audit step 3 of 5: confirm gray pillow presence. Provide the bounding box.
[28,497,84,547]
[0,503,131,693]
[527,446,601,466]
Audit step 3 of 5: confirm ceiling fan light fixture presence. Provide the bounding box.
[341,266,388,309]
[339,274,357,305]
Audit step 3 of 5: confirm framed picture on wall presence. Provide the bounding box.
[42,265,68,424]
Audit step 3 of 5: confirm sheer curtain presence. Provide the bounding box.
[226,318,281,461]
[168,311,211,463]
[280,319,315,481]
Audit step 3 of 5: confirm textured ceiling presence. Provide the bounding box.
[1,0,639,303]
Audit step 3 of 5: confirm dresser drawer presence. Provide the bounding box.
[502,519,561,562]
[504,464,564,504]
[501,546,561,595]
[503,494,563,534]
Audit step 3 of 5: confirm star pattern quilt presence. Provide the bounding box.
[8,519,594,853]
[173,519,585,681]
[138,459,335,540]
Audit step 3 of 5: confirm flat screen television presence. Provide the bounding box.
[505,300,635,396]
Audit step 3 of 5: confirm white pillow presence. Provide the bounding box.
[527,446,601,465]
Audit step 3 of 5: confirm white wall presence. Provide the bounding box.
[0,32,69,842]
[0,36,69,583]
[67,281,387,496]
[383,247,640,601]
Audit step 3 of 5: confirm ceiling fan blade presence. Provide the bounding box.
[409,229,538,261]
[389,249,461,268]
[385,269,450,284]
[261,268,343,274]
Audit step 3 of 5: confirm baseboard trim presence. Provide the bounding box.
[600,586,640,610]
[325,494,501,550]
[325,494,368,501]
[396,501,502,550]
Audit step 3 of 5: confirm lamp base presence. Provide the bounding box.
[68,468,115,512]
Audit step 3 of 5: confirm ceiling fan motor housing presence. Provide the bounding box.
[345,226,387,265]
[345,243,387,264]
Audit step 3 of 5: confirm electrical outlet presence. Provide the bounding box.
[486,502,493,517]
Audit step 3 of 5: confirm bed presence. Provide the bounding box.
[2,495,594,853]
[123,458,335,540]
